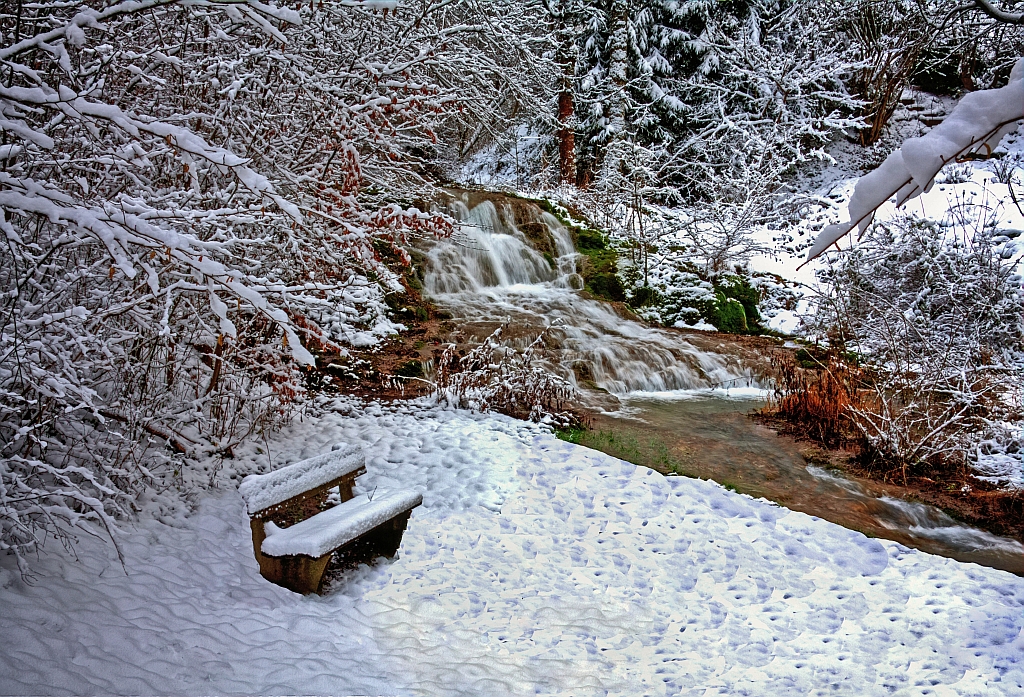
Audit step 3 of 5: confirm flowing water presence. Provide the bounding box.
[419,193,1024,575]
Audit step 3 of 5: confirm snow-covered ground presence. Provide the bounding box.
[3,399,1022,695]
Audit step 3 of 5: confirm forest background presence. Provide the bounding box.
[2,0,1023,572]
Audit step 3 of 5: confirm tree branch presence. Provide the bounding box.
[972,0,1024,23]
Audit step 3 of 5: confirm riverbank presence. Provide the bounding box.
[758,411,1024,551]
[561,389,1024,575]
[334,187,1024,573]
[336,292,1024,574]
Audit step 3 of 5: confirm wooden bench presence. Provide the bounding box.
[239,444,422,594]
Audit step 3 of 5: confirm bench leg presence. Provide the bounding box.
[251,518,332,594]
[257,552,333,595]
[332,510,414,569]
[248,508,416,595]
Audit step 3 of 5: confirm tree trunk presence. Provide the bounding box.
[557,89,575,185]
[606,0,629,141]
[553,2,577,186]
[598,0,630,184]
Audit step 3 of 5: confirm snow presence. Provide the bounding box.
[974,423,1024,489]
[2,400,1023,695]
[238,444,365,515]
[672,319,717,331]
[262,489,423,558]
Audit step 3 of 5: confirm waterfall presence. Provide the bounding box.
[420,196,1024,577]
[425,201,558,293]
[421,195,754,396]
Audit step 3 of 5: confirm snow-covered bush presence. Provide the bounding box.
[632,270,714,328]
[433,324,582,428]
[974,422,1024,489]
[674,177,775,277]
[939,162,975,184]
[812,215,1024,480]
[992,154,1022,185]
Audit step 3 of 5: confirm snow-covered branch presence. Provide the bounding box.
[806,59,1024,262]
[0,0,525,570]
[971,0,1024,24]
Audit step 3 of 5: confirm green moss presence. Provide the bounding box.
[794,345,860,369]
[794,348,821,369]
[394,360,423,378]
[587,272,626,302]
[714,275,762,328]
[575,227,607,251]
[555,427,585,444]
[708,293,748,333]
[630,285,660,308]
[574,229,623,302]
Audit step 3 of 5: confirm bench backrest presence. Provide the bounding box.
[239,444,366,517]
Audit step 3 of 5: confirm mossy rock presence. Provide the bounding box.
[715,274,762,328]
[575,228,607,251]
[571,360,594,382]
[518,221,555,256]
[587,272,626,302]
[709,294,748,333]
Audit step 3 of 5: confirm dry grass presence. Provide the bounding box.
[766,349,863,449]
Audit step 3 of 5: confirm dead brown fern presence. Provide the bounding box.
[766,348,863,449]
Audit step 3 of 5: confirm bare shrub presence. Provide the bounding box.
[992,154,1022,185]
[810,214,1024,482]
[844,0,931,146]
[767,348,863,449]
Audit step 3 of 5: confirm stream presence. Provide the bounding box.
[419,192,1024,575]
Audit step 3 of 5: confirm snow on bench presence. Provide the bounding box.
[261,490,424,558]
[239,443,366,516]
[238,444,421,594]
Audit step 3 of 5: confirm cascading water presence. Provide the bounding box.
[418,193,1024,575]
[422,197,755,396]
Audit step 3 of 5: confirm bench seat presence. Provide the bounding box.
[262,490,423,558]
[252,489,422,595]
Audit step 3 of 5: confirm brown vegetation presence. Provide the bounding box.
[762,346,1024,545]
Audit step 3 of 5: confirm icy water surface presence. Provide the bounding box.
[421,193,1024,575]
